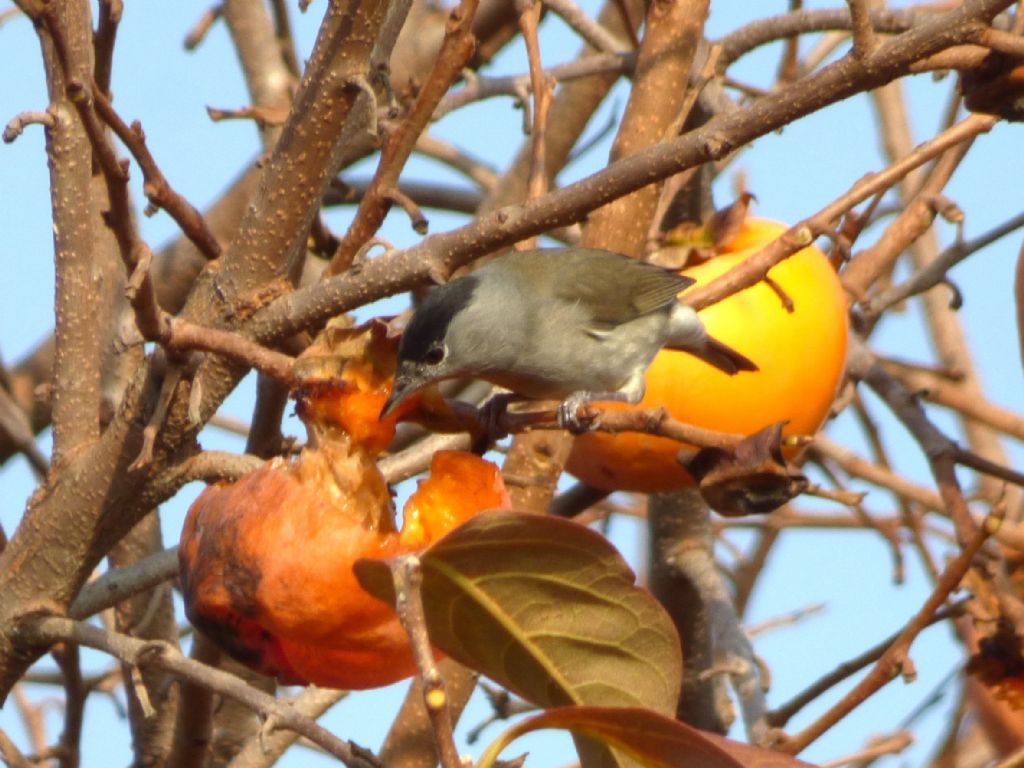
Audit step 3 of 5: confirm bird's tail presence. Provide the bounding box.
[678,336,759,375]
[664,304,758,374]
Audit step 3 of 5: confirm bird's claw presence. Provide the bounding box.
[557,393,593,433]
[472,392,515,454]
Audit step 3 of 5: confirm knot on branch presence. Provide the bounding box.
[10,604,65,650]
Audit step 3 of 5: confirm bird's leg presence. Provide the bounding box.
[557,372,646,433]
[472,390,519,454]
[557,391,629,433]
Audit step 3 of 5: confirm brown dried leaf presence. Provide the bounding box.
[707,192,756,251]
[962,54,1024,121]
[685,422,809,516]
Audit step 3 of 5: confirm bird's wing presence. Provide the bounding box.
[552,249,695,326]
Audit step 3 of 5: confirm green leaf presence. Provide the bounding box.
[477,706,747,768]
[357,509,682,714]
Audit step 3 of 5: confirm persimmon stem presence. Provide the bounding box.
[392,555,464,768]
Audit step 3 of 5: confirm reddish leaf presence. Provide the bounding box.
[477,706,745,768]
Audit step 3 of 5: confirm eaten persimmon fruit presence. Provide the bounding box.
[180,448,509,689]
[180,318,511,690]
[566,218,849,493]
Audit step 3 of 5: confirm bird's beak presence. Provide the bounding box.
[380,374,421,419]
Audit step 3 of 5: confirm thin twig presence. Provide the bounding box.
[850,342,977,545]
[0,728,32,768]
[2,110,54,143]
[183,4,223,50]
[392,556,462,768]
[166,318,295,384]
[813,435,945,513]
[819,729,913,767]
[746,602,827,637]
[11,686,47,758]
[688,114,996,313]
[91,87,222,259]
[434,52,631,119]
[69,549,179,620]
[378,433,472,485]
[543,0,626,53]
[414,132,499,190]
[517,0,554,228]
[328,0,481,274]
[53,640,85,768]
[847,0,878,57]
[778,509,1001,754]
[18,617,380,768]
[492,401,752,450]
[94,0,122,94]
[860,207,1024,320]
[0,384,48,477]
[776,0,803,82]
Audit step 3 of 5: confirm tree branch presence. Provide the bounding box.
[18,617,380,768]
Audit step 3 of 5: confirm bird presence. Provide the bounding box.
[380,247,758,429]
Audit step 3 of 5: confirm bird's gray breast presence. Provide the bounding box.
[492,292,670,398]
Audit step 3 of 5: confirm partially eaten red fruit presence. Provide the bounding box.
[179,319,510,689]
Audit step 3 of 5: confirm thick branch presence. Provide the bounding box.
[42,0,101,467]
[253,0,1011,341]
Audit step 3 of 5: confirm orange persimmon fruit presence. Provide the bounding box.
[181,318,510,689]
[566,218,849,493]
[291,318,424,454]
[180,448,509,689]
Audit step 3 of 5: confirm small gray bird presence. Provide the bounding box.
[381,247,757,427]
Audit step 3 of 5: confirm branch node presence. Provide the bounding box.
[343,75,379,139]
[383,188,428,235]
[3,111,55,143]
[128,664,156,718]
[183,4,223,50]
[65,79,89,104]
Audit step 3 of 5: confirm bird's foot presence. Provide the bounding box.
[472,392,516,454]
[557,393,591,433]
[557,391,629,433]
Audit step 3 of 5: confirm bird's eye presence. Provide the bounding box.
[424,344,446,366]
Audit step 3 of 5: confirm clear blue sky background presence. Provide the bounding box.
[1,1,1022,765]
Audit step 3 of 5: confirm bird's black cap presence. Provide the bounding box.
[380,273,481,417]
[397,273,480,364]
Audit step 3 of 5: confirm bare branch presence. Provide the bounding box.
[327,0,480,273]
[767,601,966,729]
[778,508,1000,754]
[19,617,380,768]
[392,556,462,768]
[165,319,296,385]
[847,0,877,57]
[183,4,222,50]
[91,89,223,259]
[69,548,179,620]
[543,0,627,53]
[2,110,54,143]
